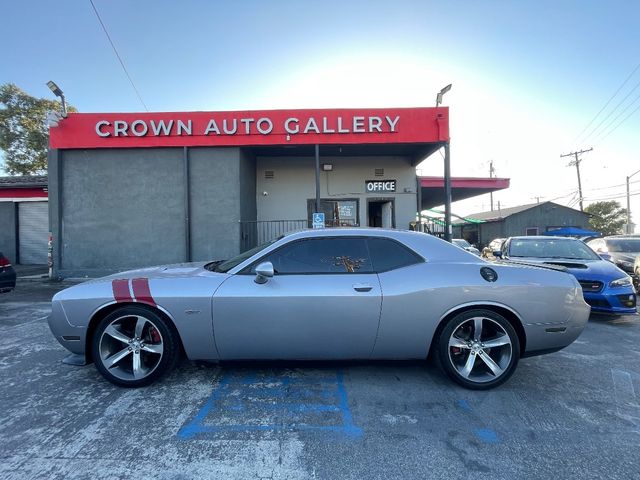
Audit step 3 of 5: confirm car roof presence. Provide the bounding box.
[228,228,475,274]
[602,235,640,239]
[284,227,423,240]
[508,236,578,241]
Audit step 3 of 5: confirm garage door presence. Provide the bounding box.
[18,202,49,264]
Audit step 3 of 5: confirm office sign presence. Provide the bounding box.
[365,180,396,193]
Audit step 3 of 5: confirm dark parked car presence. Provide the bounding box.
[452,238,480,255]
[497,236,637,315]
[0,252,17,293]
[586,236,640,276]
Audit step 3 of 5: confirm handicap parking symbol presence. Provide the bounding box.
[178,369,361,439]
[312,212,325,229]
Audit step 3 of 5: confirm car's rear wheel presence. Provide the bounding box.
[437,309,520,390]
[92,306,179,387]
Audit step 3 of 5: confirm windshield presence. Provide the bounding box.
[508,238,600,260]
[606,238,640,253]
[453,239,471,248]
[206,239,279,273]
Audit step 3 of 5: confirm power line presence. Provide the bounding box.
[583,190,640,202]
[89,0,149,111]
[582,76,640,143]
[592,88,640,143]
[583,179,640,192]
[572,61,640,145]
[596,99,640,143]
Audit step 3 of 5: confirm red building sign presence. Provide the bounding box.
[49,107,449,149]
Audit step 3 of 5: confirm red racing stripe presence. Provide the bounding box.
[132,278,156,306]
[112,279,133,303]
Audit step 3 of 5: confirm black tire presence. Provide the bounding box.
[92,306,180,387]
[436,309,520,390]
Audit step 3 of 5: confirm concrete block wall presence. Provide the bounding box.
[51,147,255,278]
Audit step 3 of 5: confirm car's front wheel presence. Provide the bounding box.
[437,309,520,390]
[92,306,180,387]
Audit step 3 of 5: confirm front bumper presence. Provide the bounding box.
[48,302,88,355]
[584,287,637,314]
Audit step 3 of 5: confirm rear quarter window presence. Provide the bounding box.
[367,237,423,273]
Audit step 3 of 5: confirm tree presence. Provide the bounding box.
[0,83,76,175]
[584,201,627,236]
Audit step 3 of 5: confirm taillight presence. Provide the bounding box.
[0,256,11,267]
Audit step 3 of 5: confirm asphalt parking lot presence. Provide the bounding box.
[1,280,640,480]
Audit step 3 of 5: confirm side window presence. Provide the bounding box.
[367,237,423,273]
[255,238,373,274]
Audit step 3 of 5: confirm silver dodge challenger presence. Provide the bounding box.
[48,229,590,390]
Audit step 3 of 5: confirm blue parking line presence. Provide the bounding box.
[475,428,500,444]
[457,399,501,445]
[178,369,362,439]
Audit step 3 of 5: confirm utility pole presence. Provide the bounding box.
[560,148,593,211]
[489,160,495,211]
[627,168,640,233]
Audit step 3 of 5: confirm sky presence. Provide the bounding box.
[1,0,640,226]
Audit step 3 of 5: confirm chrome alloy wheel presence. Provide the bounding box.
[98,315,164,381]
[447,316,513,383]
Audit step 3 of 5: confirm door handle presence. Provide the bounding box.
[353,284,373,292]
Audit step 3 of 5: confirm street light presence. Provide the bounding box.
[435,83,453,241]
[46,80,67,118]
[626,168,640,233]
[436,83,452,107]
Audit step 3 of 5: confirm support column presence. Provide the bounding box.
[315,144,321,214]
[416,176,422,230]
[47,148,63,278]
[183,146,191,261]
[444,142,452,241]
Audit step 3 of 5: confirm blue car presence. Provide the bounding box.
[497,236,637,315]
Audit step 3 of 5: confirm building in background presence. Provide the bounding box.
[47,106,510,278]
[453,201,592,247]
[0,176,49,265]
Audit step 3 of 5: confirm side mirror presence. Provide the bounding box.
[493,250,503,258]
[254,261,274,284]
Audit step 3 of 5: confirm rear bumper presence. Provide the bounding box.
[0,267,17,293]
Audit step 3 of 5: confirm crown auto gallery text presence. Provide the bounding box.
[94,115,402,137]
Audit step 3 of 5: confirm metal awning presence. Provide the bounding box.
[420,176,510,210]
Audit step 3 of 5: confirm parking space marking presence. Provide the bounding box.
[611,369,640,427]
[456,399,501,445]
[178,368,362,439]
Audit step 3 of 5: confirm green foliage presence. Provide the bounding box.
[584,201,627,236]
[0,83,76,175]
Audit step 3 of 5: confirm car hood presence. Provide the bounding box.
[512,257,627,279]
[92,261,219,282]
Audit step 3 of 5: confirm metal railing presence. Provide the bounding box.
[239,219,360,251]
[411,220,445,238]
[240,220,309,251]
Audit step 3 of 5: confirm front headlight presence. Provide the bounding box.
[610,276,632,288]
